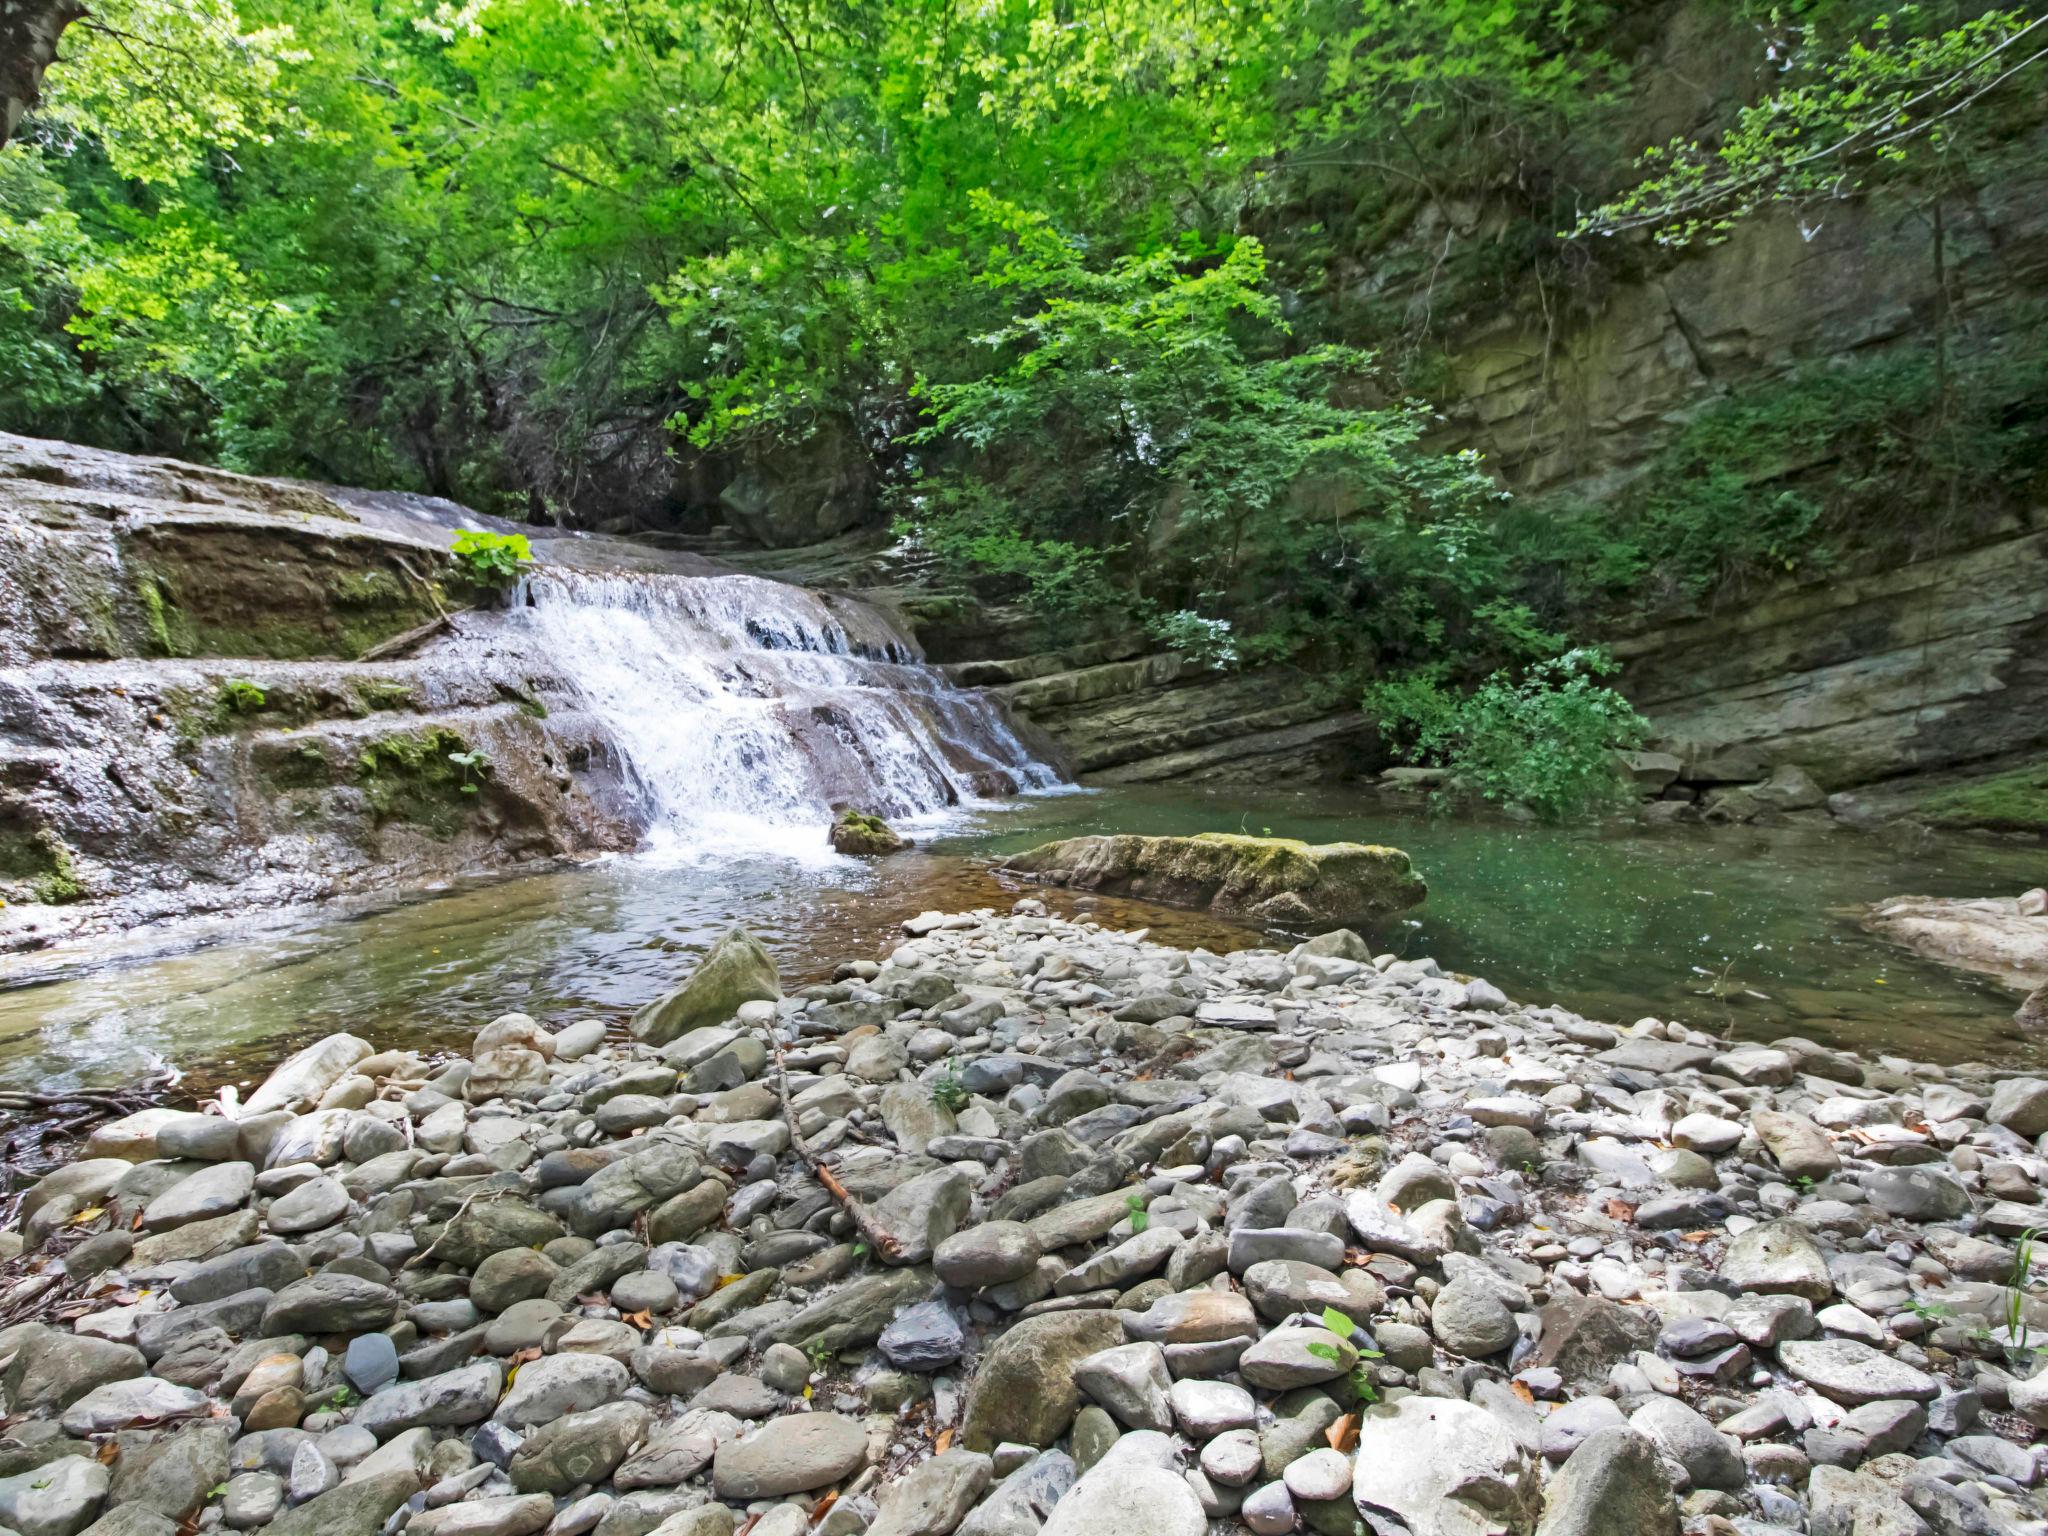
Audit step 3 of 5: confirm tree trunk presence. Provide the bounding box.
[1,0,87,147]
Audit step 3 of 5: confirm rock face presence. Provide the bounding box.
[631,928,782,1044]
[998,832,1425,931]
[1861,893,2048,991]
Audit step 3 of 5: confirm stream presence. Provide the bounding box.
[0,786,2040,1095]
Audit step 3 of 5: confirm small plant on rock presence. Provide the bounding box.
[929,1071,969,1113]
[1126,1193,1150,1234]
[451,528,534,585]
[220,678,267,714]
[447,748,489,795]
[1306,1304,1384,1405]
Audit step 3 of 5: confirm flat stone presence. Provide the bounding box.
[867,1449,993,1536]
[711,1412,868,1498]
[496,1353,630,1427]
[1352,1397,1538,1536]
[267,1176,349,1234]
[1718,1219,1834,1303]
[142,1163,255,1232]
[1779,1339,1940,1406]
[0,1456,110,1536]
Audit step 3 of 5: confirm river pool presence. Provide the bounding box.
[0,785,2041,1094]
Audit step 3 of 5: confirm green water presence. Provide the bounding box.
[0,785,2040,1095]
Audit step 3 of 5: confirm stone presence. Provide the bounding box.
[878,1300,967,1372]
[1806,1465,1928,1536]
[956,1452,1076,1536]
[934,1223,1042,1289]
[869,1167,972,1264]
[1121,1290,1258,1346]
[830,808,910,856]
[1987,1078,2048,1138]
[631,929,781,1045]
[496,1354,630,1428]
[354,1361,503,1437]
[1237,1327,1355,1390]
[1628,1396,1743,1491]
[260,1274,400,1335]
[244,1036,374,1116]
[1535,1428,1677,1536]
[1351,1397,1538,1536]
[1779,1339,1940,1406]
[962,1312,1125,1451]
[1072,1343,1173,1432]
[1283,1447,1353,1503]
[407,1497,555,1536]
[1241,1482,1296,1536]
[342,1334,400,1394]
[1524,1295,1659,1389]
[1863,1167,1970,1222]
[0,1328,144,1414]
[1718,1219,1834,1303]
[711,1412,869,1498]
[998,833,1426,932]
[268,1176,348,1234]
[0,1457,109,1536]
[59,1378,209,1436]
[107,1423,229,1520]
[509,1403,652,1494]
[867,1450,991,1536]
[1429,1276,1519,1358]
[1034,1455,1204,1536]
[141,1162,254,1231]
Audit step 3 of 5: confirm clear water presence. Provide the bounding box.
[0,785,2040,1095]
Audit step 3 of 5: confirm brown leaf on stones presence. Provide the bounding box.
[1509,1381,1535,1405]
[935,1427,955,1453]
[1603,1199,1637,1222]
[808,1493,839,1522]
[1326,1414,1358,1451]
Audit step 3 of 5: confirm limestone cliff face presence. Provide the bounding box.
[0,432,643,945]
[1611,525,2048,790]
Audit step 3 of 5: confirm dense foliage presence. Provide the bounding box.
[3,0,2043,815]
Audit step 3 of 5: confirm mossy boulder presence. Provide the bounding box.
[829,807,909,855]
[998,832,1425,932]
[630,926,781,1045]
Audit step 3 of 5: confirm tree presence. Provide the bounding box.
[1,0,84,148]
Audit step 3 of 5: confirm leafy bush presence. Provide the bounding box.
[450,529,533,587]
[1365,649,1648,822]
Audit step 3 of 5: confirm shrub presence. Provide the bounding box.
[451,528,534,586]
[1365,649,1648,822]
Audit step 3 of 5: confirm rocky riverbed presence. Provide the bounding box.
[3,905,2047,1536]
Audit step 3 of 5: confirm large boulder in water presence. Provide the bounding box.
[997,832,1424,932]
[830,807,909,855]
[630,927,781,1045]
[1860,892,2048,991]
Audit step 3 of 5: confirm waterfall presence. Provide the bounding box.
[515,569,1061,860]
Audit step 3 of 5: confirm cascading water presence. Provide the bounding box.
[515,569,1061,860]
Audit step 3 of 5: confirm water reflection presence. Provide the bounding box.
[0,786,2039,1092]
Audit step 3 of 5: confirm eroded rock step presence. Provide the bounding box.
[5,902,2046,1536]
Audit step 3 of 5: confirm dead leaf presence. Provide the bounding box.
[621,1310,652,1330]
[807,1493,839,1522]
[1602,1199,1637,1223]
[508,1347,542,1367]
[934,1427,955,1454]
[71,1207,105,1225]
[1325,1413,1358,1452]
[1509,1381,1535,1406]
[94,1442,119,1467]
[1680,1230,1713,1243]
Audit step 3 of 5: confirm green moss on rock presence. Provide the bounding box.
[630,927,781,1045]
[999,831,1426,932]
[0,825,88,905]
[353,727,483,834]
[1915,763,2048,837]
[830,807,909,855]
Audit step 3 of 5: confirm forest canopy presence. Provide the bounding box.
[4,0,2044,742]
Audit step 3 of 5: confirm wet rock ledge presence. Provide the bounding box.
[4,905,2048,1536]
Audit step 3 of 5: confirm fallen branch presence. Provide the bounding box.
[357,611,454,663]
[770,1039,904,1263]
